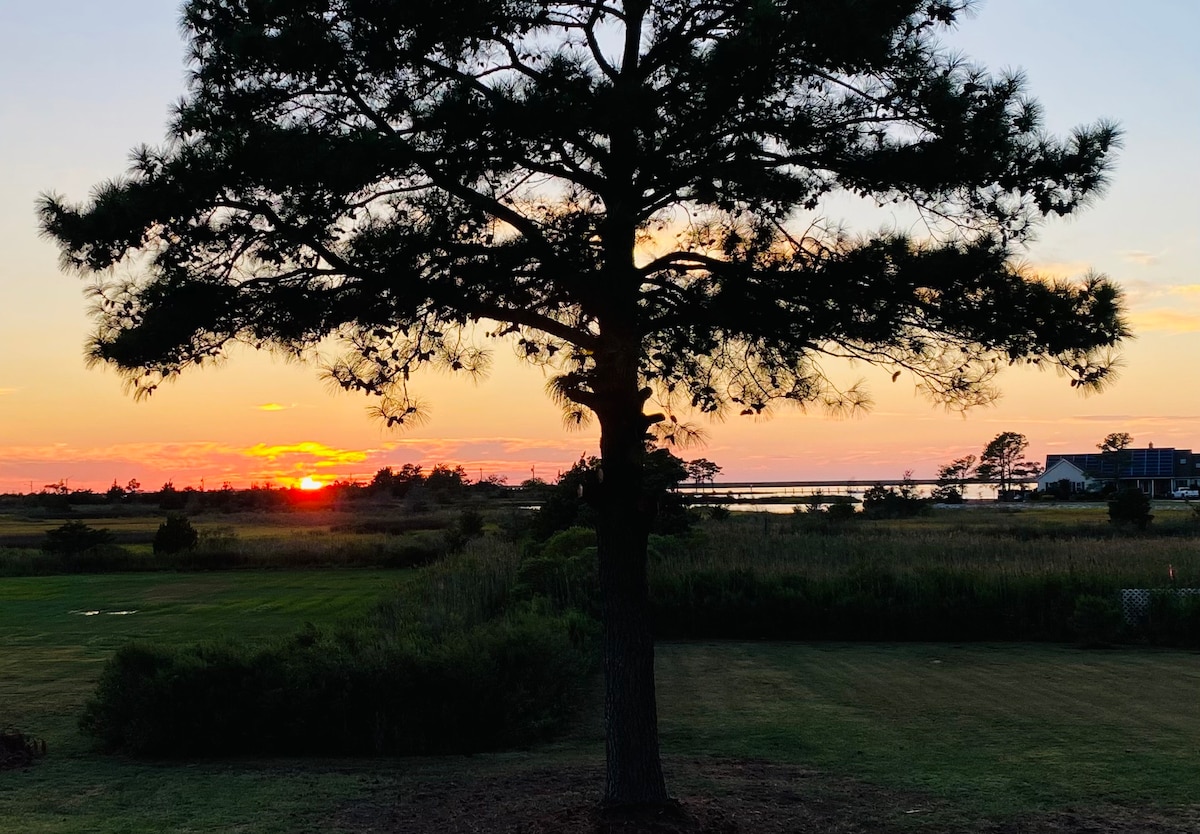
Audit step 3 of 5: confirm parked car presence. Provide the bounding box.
[1170,488,1200,499]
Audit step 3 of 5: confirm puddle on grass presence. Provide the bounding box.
[69,610,138,616]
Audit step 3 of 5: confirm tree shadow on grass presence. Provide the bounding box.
[331,756,1200,834]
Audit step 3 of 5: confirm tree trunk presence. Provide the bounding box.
[594,385,670,808]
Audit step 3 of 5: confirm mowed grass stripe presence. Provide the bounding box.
[655,642,1200,813]
[0,570,408,833]
[0,571,406,742]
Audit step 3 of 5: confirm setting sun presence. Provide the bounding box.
[297,476,324,491]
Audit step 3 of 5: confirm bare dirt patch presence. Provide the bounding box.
[332,757,1200,833]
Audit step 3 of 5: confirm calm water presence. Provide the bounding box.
[679,482,1002,512]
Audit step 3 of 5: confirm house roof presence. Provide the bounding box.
[1045,447,1196,479]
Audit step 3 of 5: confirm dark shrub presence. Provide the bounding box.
[380,539,445,569]
[153,515,199,555]
[516,527,599,615]
[1,728,46,770]
[41,521,114,555]
[930,485,964,504]
[825,501,857,521]
[445,508,486,553]
[1070,594,1123,648]
[80,611,596,757]
[862,483,930,519]
[1108,489,1153,530]
[531,449,690,541]
[456,508,485,538]
[1143,592,1200,646]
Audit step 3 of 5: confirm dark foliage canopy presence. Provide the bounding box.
[41,0,1128,429]
[976,430,1040,493]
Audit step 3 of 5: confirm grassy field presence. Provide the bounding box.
[0,506,437,544]
[3,564,1200,831]
[656,642,1200,815]
[0,571,409,743]
[0,505,461,574]
[0,570,413,834]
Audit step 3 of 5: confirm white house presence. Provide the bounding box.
[1036,458,1098,494]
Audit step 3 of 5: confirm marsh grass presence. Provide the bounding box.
[667,509,1200,583]
[648,509,1200,642]
[0,523,450,575]
[368,539,522,636]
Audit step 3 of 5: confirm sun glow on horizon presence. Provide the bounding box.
[298,476,325,491]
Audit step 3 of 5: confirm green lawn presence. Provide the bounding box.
[656,642,1200,815]
[3,571,1199,831]
[0,571,406,744]
[0,571,410,834]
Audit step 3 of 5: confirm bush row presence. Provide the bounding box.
[81,610,596,757]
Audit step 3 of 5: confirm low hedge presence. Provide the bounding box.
[80,609,596,757]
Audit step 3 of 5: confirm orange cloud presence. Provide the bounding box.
[243,441,371,465]
[1020,260,1094,280]
[1128,309,1200,334]
[255,402,297,411]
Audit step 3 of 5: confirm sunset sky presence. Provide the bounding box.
[1,1,1198,492]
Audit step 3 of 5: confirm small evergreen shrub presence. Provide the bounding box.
[41,521,114,555]
[153,515,199,555]
[456,508,485,539]
[1108,489,1153,530]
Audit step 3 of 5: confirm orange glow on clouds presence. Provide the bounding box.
[1130,310,1200,334]
[244,441,371,466]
